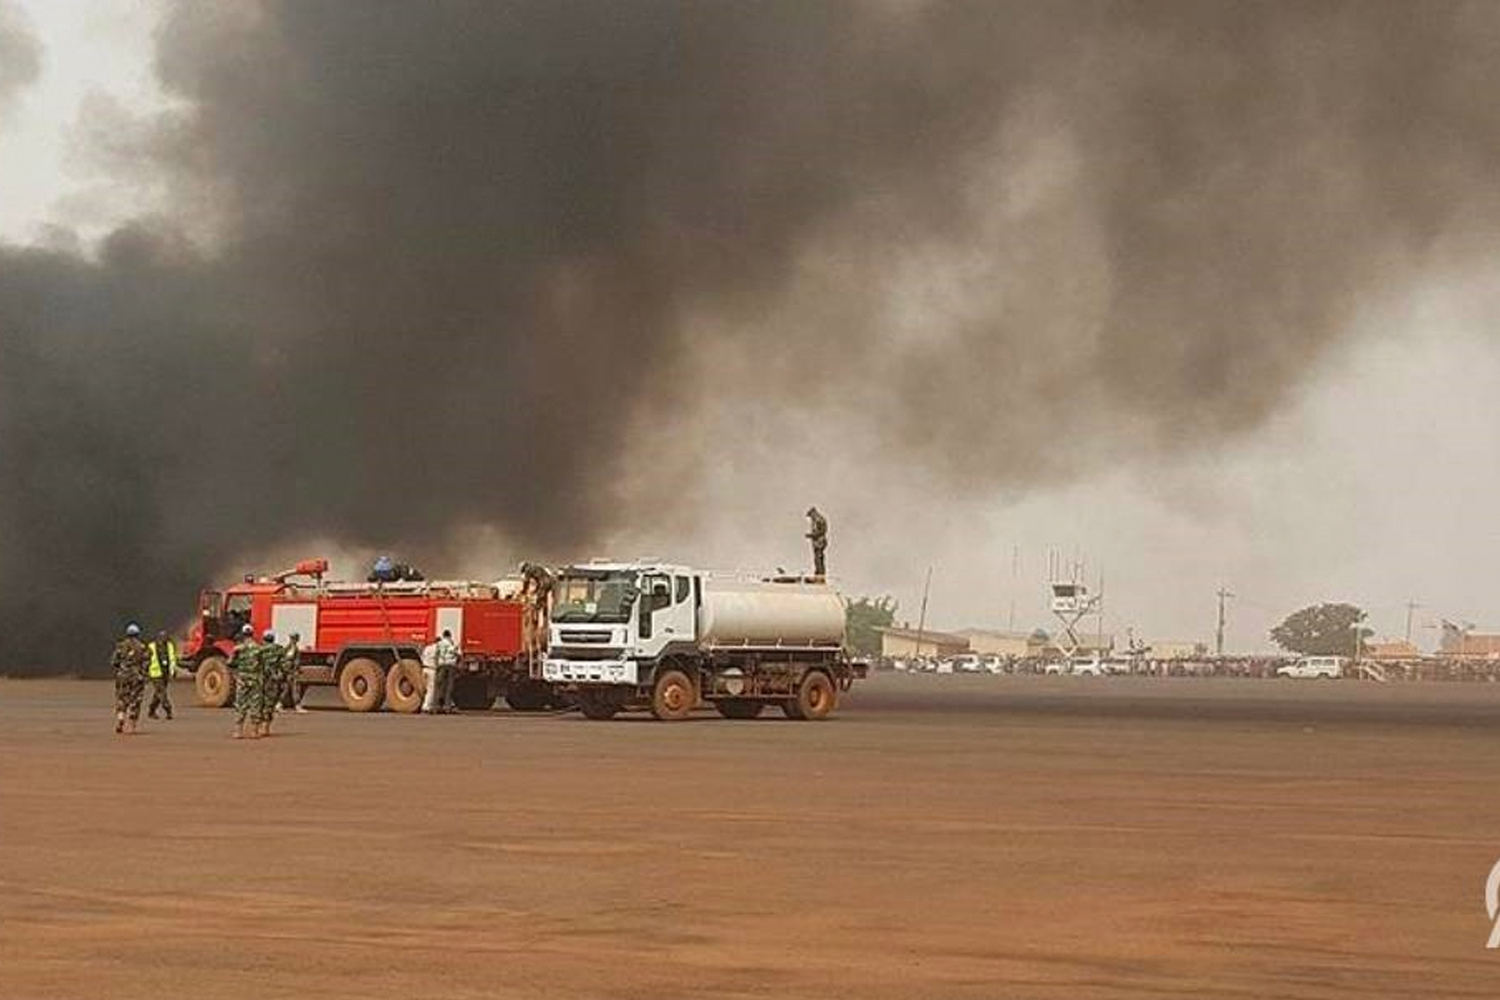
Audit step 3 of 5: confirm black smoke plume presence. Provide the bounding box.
[2,2,1500,672]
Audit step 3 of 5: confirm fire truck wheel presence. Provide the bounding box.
[385,659,425,713]
[451,674,496,711]
[195,656,233,708]
[576,690,624,720]
[714,698,764,720]
[339,658,386,712]
[792,670,837,721]
[650,667,696,721]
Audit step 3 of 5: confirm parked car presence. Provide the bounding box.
[1275,656,1346,679]
[981,655,1008,675]
[951,654,985,673]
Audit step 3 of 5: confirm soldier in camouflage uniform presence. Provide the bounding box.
[279,631,306,713]
[230,625,263,739]
[111,623,149,735]
[256,630,285,735]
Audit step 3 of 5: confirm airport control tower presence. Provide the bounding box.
[1049,579,1101,659]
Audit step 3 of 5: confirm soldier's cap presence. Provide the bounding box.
[807,506,818,516]
[239,624,254,637]
[125,623,141,636]
[261,629,276,642]
[441,629,452,638]
[289,631,300,640]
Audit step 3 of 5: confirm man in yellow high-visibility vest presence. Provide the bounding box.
[146,631,178,721]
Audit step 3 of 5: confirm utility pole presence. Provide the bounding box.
[914,566,933,659]
[1404,600,1421,643]
[1215,588,1234,657]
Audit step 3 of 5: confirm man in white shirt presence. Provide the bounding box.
[420,637,440,713]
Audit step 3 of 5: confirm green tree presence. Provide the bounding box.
[1269,603,1372,656]
[845,596,897,657]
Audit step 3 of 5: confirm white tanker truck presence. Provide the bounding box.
[542,561,867,720]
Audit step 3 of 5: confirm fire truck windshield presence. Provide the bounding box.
[552,572,639,624]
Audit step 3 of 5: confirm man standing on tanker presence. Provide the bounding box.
[111,623,149,735]
[806,506,828,577]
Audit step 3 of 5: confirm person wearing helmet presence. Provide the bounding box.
[254,630,286,736]
[111,623,150,734]
[805,506,828,577]
[229,625,264,739]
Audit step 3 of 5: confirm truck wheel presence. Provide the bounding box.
[577,690,624,720]
[792,671,837,721]
[715,699,764,720]
[385,659,425,713]
[451,673,496,711]
[651,668,696,721]
[195,656,233,708]
[339,658,386,712]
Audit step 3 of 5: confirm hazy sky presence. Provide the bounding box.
[4,1,1499,656]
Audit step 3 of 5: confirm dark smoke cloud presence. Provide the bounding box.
[2,2,1500,672]
[0,0,39,113]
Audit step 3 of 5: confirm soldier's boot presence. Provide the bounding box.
[231,721,246,739]
[114,712,125,734]
[164,707,173,721]
[123,717,138,736]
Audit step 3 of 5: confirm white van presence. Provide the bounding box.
[1275,656,1346,679]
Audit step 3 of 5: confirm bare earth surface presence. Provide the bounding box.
[2,674,1499,999]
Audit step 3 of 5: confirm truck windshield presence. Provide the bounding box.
[552,572,639,624]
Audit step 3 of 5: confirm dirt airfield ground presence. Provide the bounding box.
[2,674,1498,999]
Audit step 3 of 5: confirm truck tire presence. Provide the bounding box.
[504,680,553,712]
[451,673,496,711]
[791,670,837,721]
[715,698,764,720]
[385,659,425,713]
[651,667,696,721]
[195,656,233,708]
[577,689,624,720]
[339,658,385,712]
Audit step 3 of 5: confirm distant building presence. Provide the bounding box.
[958,629,1048,657]
[1438,623,1500,658]
[874,626,970,659]
[1365,639,1420,660]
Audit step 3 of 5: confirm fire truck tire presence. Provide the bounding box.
[385,659,425,713]
[195,656,233,708]
[576,690,624,720]
[339,658,386,713]
[451,674,496,711]
[792,670,837,721]
[715,698,764,719]
[650,667,696,721]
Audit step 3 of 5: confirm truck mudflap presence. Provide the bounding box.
[543,658,638,685]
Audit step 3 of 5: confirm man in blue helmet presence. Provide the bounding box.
[111,623,149,735]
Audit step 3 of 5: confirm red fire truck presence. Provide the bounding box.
[184,559,560,712]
